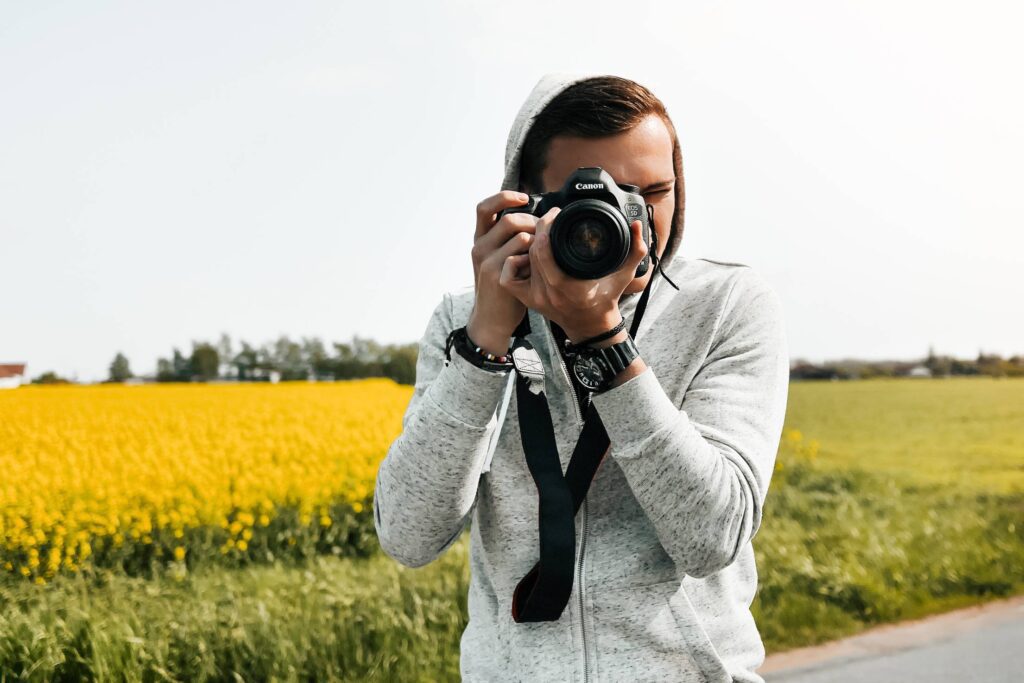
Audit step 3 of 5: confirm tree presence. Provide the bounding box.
[383,343,418,385]
[924,345,952,377]
[272,335,306,380]
[156,357,175,382]
[172,348,191,381]
[217,333,234,378]
[109,352,133,382]
[189,342,220,381]
[232,342,259,380]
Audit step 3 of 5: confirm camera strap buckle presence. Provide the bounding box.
[510,339,545,395]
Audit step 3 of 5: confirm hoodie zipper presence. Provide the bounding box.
[547,319,592,683]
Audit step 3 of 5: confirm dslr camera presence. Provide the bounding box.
[498,167,654,280]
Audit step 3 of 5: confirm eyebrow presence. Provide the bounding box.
[640,178,675,192]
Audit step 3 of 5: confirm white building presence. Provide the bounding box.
[0,363,27,388]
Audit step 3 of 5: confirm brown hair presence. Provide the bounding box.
[517,75,686,267]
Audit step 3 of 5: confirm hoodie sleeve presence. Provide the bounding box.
[589,267,789,579]
[373,291,513,568]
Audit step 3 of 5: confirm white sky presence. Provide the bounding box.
[1,1,1021,382]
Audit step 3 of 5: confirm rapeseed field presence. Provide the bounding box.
[0,380,405,584]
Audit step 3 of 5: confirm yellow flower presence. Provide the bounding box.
[0,380,410,581]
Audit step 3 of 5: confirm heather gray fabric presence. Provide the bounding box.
[374,73,790,683]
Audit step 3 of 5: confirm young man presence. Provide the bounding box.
[374,73,789,682]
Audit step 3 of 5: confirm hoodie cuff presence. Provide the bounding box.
[590,366,679,454]
[425,347,513,428]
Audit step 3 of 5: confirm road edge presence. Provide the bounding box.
[758,593,1024,677]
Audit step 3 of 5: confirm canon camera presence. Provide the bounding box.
[498,167,654,280]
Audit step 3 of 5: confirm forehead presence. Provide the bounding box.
[541,114,674,190]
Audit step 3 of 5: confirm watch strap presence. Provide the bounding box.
[574,334,639,392]
[598,335,634,389]
[598,334,639,377]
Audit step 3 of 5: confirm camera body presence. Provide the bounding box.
[498,167,653,280]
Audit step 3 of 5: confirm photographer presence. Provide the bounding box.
[374,73,789,682]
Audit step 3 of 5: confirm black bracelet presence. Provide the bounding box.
[444,327,514,371]
[564,316,627,353]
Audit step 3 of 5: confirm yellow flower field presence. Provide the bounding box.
[0,380,412,583]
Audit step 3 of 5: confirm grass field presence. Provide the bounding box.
[0,377,1021,680]
[780,377,1024,493]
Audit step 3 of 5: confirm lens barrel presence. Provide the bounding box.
[549,199,631,280]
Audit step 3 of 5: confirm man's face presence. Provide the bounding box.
[539,113,676,296]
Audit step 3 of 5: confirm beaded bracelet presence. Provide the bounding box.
[466,328,512,363]
[444,326,514,371]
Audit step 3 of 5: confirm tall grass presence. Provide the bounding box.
[752,445,1023,650]
[0,540,471,682]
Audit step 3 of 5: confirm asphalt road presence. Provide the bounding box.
[760,596,1024,683]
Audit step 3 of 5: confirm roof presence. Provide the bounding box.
[0,364,27,378]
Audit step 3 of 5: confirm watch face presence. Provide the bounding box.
[573,354,607,391]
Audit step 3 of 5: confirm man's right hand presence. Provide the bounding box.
[468,190,539,356]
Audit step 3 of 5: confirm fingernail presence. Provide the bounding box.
[516,192,529,202]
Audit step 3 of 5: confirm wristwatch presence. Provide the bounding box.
[568,334,640,392]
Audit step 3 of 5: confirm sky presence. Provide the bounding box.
[1,1,1021,382]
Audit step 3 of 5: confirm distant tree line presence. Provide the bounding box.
[81,333,419,386]
[149,333,418,385]
[790,346,1024,380]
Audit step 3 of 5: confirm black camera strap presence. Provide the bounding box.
[508,251,660,623]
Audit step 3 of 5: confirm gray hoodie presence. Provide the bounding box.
[374,73,790,682]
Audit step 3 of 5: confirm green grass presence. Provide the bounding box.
[0,377,1021,679]
[781,376,1024,492]
[0,543,472,682]
[751,457,1023,650]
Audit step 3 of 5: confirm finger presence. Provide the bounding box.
[499,254,532,303]
[501,253,531,281]
[487,230,534,268]
[475,212,537,254]
[475,190,531,239]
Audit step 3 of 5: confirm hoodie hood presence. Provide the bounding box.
[499,72,680,313]
[500,72,605,194]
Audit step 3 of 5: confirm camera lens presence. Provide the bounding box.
[550,200,631,279]
[564,216,612,262]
